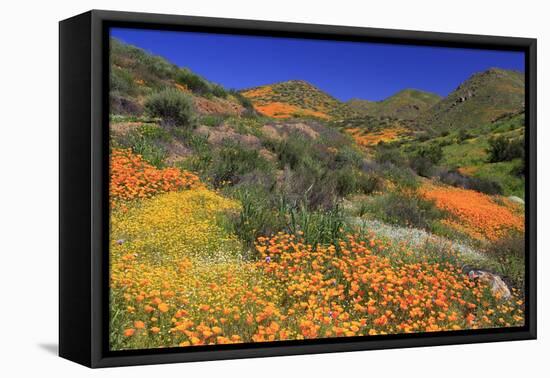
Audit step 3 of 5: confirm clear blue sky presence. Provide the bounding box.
[111,28,524,102]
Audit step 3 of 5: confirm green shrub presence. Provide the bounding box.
[334,167,359,197]
[288,203,346,248]
[511,157,525,176]
[144,89,195,128]
[470,177,503,195]
[177,153,212,176]
[366,192,444,231]
[334,146,363,168]
[175,69,212,94]
[126,46,175,80]
[409,156,436,177]
[485,233,525,289]
[333,168,381,196]
[487,135,524,163]
[357,172,383,194]
[355,200,372,218]
[437,169,503,195]
[457,128,472,143]
[415,143,443,164]
[384,165,418,189]
[374,147,406,167]
[211,84,228,98]
[225,184,348,253]
[275,134,313,170]
[172,129,215,175]
[409,143,443,177]
[416,132,431,142]
[110,67,138,97]
[209,141,272,187]
[224,186,286,253]
[278,164,335,210]
[275,139,345,209]
[438,138,453,147]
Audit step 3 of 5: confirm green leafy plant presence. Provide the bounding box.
[121,125,169,167]
[144,89,195,128]
[487,135,524,163]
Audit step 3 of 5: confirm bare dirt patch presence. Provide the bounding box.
[110,122,144,136]
[193,96,245,116]
[165,140,193,165]
[261,121,320,141]
[195,124,262,149]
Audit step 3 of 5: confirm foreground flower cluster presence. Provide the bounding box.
[110,148,202,206]
[110,190,524,349]
[421,184,524,241]
[252,233,523,337]
[111,189,240,263]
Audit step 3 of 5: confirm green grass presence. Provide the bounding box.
[199,114,228,128]
[111,124,170,167]
[226,116,265,138]
[439,129,524,197]
[110,114,156,124]
[399,112,525,197]
[441,137,489,167]
[473,160,524,198]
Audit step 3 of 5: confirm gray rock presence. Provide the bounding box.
[468,270,512,300]
[507,196,525,205]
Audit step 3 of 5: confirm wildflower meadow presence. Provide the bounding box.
[108,35,526,351]
[109,148,525,350]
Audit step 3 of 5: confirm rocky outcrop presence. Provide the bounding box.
[468,270,512,300]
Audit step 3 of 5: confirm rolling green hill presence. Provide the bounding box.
[347,89,441,121]
[417,68,524,132]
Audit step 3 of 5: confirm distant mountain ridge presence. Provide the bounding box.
[417,68,525,132]
[347,89,442,121]
[110,38,525,136]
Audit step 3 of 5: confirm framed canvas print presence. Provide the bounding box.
[59,10,536,368]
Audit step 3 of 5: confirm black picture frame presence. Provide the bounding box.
[59,9,537,368]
